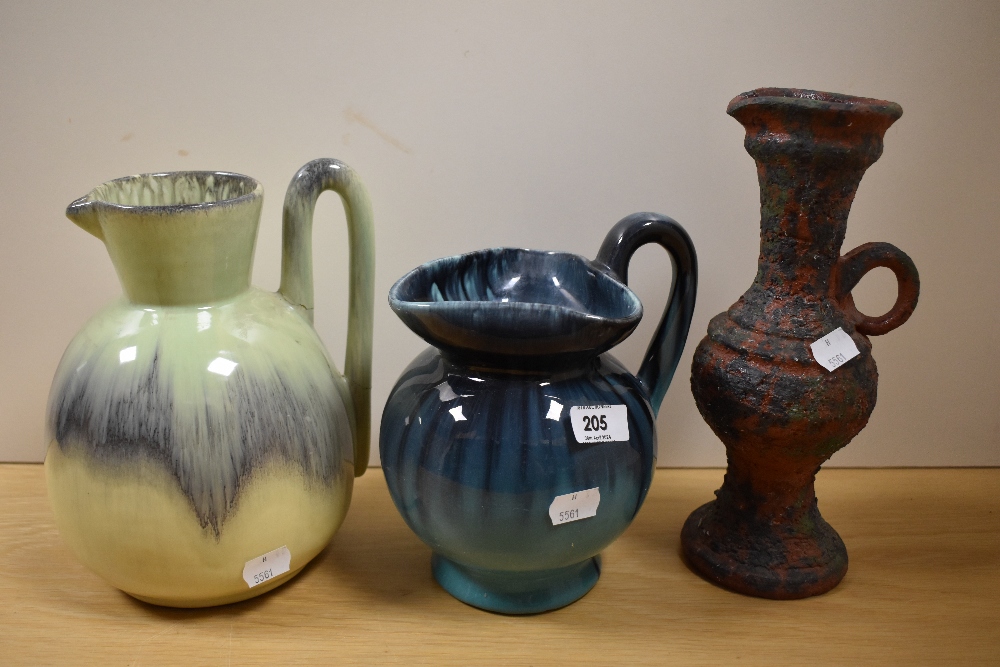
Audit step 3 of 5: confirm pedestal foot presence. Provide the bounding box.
[681,500,847,600]
[432,554,601,614]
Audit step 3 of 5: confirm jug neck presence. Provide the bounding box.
[68,172,263,307]
[440,348,600,376]
[751,160,864,298]
[729,89,902,300]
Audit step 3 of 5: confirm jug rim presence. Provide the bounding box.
[389,247,643,362]
[83,170,262,213]
[390,246,642,317]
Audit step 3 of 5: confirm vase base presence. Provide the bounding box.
[681,501,848,600]
[431,554,601,614]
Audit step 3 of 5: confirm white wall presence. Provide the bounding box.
[2,0,997,465]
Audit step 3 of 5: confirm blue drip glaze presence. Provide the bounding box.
[381,349,655,610]
[381,217,697,614]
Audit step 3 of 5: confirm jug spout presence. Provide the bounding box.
[66,196,104,241]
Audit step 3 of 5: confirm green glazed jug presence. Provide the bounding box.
[45,158,374,607]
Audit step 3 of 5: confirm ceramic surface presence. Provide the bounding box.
[380,214,697,614]
[46,159,374,607]
[683,88,920,599]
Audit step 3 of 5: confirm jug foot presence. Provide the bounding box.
[127,564,308,608]
[431,554,601,614]
[680,500,848,600]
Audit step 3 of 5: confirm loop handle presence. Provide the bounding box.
[279,159,375,477]
[595,213,698,415]
[835,242,919,336]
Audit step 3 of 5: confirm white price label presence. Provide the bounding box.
[810,327,861,372]
[243,546,291,588]
[549,488,600,526]
[569,405,629,444]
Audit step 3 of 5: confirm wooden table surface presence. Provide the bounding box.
[2,464,998,666]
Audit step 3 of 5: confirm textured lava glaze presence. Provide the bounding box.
[381,214,697,614]
[683,88,920,599]
[47,159,374,607]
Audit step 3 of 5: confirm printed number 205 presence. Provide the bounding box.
[582,415,608,432]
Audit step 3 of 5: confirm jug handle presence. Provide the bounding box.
[834,242,919,336]
[279,159,375,477]
[595,213,698,416]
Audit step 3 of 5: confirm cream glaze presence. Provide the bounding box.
[47,443,351,607]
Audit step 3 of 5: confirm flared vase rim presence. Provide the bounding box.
[82,170,263,214]
[728,87,903,121]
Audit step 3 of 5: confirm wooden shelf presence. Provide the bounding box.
[2,465,998,665]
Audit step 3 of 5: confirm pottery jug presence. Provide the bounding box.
[46,158,374,607]
[380,214,697,613]
[683,89,920,599]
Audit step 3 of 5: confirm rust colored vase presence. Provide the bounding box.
[682,88,920,599]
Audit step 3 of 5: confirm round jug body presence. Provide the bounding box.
[46,288,355,607]
[380,347,657,614]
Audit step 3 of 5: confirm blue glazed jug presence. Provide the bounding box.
[379,213,697,614]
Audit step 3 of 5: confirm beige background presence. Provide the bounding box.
[1,1,997,466]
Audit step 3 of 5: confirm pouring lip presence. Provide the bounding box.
[389,247,642,322]
[728,87,903,120]
[388,247,643,358]
[82,170,262,213]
